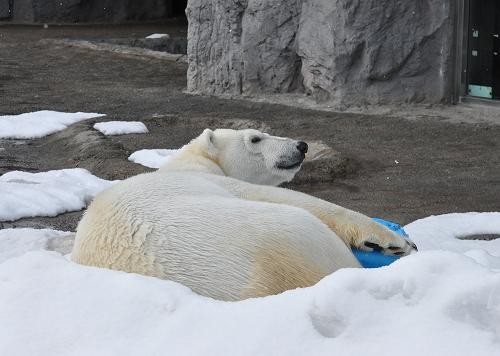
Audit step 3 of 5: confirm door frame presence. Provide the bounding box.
[455,0,500,103]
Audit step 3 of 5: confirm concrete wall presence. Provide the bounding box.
[186,0,457,105]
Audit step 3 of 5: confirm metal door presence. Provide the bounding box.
[467,0,500,99]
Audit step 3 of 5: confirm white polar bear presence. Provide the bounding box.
[72,129,416,301]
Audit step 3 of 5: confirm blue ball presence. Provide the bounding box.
[352,218,410,268]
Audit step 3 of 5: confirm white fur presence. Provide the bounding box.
[72,129,413,301]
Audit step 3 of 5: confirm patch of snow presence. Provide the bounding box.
[0,168,115,222]
[128,149,179,169]
[0,229,72,264]
[0,111,105,139]
[405,212,500,257]
[145,33,170,39]
[93,121,149,136]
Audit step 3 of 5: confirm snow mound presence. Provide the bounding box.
[405,212,500,259]
[1,210,499,355]
[0,111,105,139]
[93,121,148,136]
[0,168,115,221]
[128,149,179,169]
[0,250,498,356]
[0,229,72,264]
[145,33,170,39]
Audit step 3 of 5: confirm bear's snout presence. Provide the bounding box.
[296,141,308,154]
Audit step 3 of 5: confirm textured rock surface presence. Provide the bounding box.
[10,0,181,23]
[187,0,456,104]
[297,0,455,105]
[186,0,303,95]
[186,0,244,94]
[241,0,303,93]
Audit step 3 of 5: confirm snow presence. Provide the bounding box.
[0,212,499,355]
[128,148,179,168]
[0,228,72,264]
[93,121,149,135]
[0,111,105,139]
[406,212,500,256]
[145,33,170,39]
[0,168,115,222]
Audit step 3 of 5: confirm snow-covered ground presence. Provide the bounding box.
[0,213,499,356]
[0,111,105,139]
[128,148,179,168]
[93,121,149,135]
[0,115,499,355]
[0,168,115,221]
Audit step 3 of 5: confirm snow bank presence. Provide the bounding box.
[93,121,148,136]
[128,149,179,169]
[0,213,499,356]
[406,212,500,256]
[0,249,498,356]
[0,111,105,139]
[0,169,115,221]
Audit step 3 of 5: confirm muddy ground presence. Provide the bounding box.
[1,23,499,232]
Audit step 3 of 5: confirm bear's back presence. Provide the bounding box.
[72,170,352,300]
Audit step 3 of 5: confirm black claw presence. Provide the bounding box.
[364,242,383,251]
[388,246,400,250]
[393,251,405,256]
[405,240,418,250]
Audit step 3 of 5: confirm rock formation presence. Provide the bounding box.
[187,0,456,105]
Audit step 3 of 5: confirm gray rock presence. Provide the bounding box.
[297,0,455,105]
[187,0,456,104]
[186,0,303,95]
[186,0,247,94]
[240,0,303,93]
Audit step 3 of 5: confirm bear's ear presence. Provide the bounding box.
[199,128,217,156]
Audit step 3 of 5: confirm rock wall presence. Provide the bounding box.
[186,0,303,95]
[187,0,456,105]
[11,0,181,23]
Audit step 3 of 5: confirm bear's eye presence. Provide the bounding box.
[251,136,261,144]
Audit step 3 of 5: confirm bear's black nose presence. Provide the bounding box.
[296,141,308,154]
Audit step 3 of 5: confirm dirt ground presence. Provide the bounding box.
[1,23,499,232]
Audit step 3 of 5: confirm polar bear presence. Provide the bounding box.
[72,129,416,301]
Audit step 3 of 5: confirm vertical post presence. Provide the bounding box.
[453,0,469,103]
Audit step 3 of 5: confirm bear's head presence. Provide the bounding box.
[195,128,308,186]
